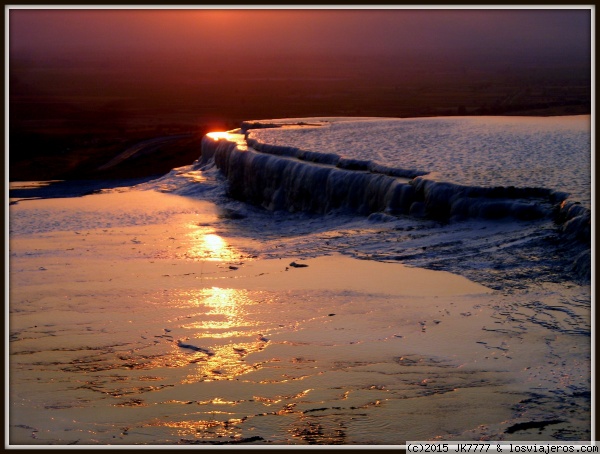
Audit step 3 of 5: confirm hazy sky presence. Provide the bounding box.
[9,8,592,62]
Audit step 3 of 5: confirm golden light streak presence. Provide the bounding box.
[184,225,239,262]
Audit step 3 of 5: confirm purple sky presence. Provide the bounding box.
[9,8,591,62]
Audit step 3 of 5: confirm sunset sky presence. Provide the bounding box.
[9,8,591,62]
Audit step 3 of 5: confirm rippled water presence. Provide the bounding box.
[9,116,592,446]
[249,116,591,206]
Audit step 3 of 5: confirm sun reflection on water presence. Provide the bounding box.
[181,287,251,331]
[169,287,270,383]
[185,225,239,262]
[147,416,245,440]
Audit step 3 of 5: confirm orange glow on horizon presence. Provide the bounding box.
[206,131,232,141]
[206,130,248,151]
